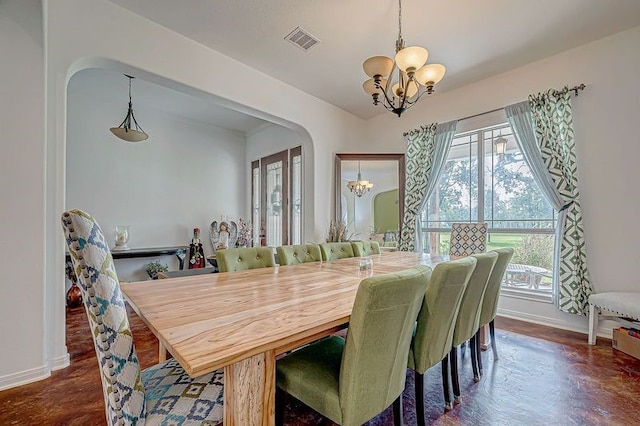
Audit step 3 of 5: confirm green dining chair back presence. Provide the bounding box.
[408,256,476,421]
[449,252,498,397]
[216,247,276,272]
[276,266,431,426]
[319,242,356,261]
[478,248,515,361]
[61,210,223,425]
[351,240,381,256]
[276,244,322,266]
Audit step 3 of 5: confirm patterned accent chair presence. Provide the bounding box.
[61,210,223,426]
[408,257,476,422]
[351,240,381,257]
[477,248,515,363]
[276,266,431,426]
[276,244,322,266]
[216,247,276,272]
[319,242,356,261]
[449,223,488,258]
[449,252,498,401]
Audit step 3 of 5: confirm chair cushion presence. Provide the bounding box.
[142,359,224,425]
[276,336,344,424]
[589,292,640,321]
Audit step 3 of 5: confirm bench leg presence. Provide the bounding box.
[588,304,598,345]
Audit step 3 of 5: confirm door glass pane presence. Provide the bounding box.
[252,165,260,246]
[291,153,302,245]
[266,161,283,247]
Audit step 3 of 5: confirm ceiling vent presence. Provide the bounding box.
[284,27,320,52]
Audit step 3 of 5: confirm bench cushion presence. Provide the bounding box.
[589,292,640,321]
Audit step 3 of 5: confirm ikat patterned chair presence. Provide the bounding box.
[351,240,381,257]
[276,244,322,266]
[61,210,223,426]
[449,223,488,258]
[319,242,356,261]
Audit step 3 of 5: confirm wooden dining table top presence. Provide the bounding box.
[120,251,448,378]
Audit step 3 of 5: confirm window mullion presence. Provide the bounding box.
[477,129,485,224]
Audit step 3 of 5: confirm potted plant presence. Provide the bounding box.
[145,260,169,280]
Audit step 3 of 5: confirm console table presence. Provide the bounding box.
[65,245,188,270]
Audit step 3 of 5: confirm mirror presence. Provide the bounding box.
[335,153,405,244]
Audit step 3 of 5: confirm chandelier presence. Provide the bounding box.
[110,75,149,142]
[347,162,374,197]
[362,0,446,117]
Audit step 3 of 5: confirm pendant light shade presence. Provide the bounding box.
[110,75,149,143]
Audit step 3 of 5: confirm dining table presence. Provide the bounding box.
[120,250,448,425]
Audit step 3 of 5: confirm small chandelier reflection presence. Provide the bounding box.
[494,136,508,155]
[110,74,149,142]
[347,162,374,197]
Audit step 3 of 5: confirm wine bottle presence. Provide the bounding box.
[189,227,205,269]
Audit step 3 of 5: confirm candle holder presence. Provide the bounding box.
[113,225,130,251]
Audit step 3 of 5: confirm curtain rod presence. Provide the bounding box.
[402,83,586,137]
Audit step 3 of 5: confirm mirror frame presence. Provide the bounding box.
[334,153,405,236]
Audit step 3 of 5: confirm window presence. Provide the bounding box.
[422,123,556,300]
[251,147,303,247]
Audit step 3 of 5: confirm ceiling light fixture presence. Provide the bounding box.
[110,74,149,142]
[362,0,446,118]
[347,162,374,197]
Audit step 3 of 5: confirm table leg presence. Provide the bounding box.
[158,341,168,363]
[224,350,276,426]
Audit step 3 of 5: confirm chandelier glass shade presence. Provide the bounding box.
[110,75,149,142]
[347,162,374,197]
[362,0,446,117]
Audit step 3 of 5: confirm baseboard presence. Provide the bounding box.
[497,308,615,341]
[0,365,51,392]
[50,352,70,371]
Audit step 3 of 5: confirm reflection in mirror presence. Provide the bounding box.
[335,154,405,245]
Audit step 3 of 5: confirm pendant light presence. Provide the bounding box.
[347,162,374,197]
[110,74,149,142]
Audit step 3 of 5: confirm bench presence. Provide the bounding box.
[588,292,640,344]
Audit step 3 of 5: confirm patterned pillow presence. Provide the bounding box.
[449,223,488,257]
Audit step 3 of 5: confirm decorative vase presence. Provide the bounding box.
[113,224,130,251]
[66,282,83,308]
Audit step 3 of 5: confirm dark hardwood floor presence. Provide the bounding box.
[1,305,639,425]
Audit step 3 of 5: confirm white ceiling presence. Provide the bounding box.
[107,0,640,119]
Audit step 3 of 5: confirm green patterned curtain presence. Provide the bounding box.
[529,88,592,314]
[399,121,457,252]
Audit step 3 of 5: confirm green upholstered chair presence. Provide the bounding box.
[351,240,381,256]
[216,247,276,272]
[408,257,476,423]
[477,248,515,364]
[276,266,432,426]
[61,210,223,425]
[276,244,322,266]
[319,242,356,261]
[449,252,498,401]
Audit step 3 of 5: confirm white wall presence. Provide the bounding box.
[0,0,48,389]
[361,26,640,334]
[66,71,246,281]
